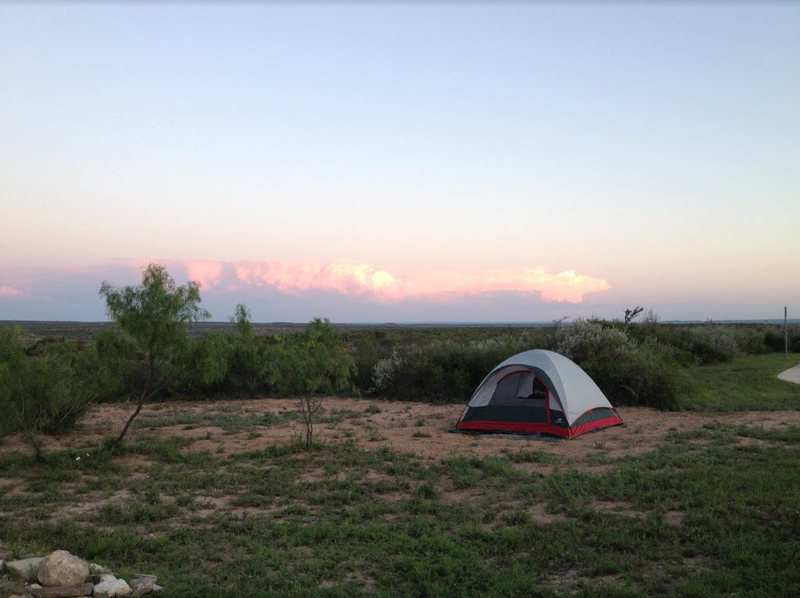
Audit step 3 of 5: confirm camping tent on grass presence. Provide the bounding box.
[455,349,622,438]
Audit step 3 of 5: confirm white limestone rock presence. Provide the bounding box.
[93,576,132,597]
[130,573,164,596]
[37,550,89,587]
[4,557,44,582]
[88,562,109,575]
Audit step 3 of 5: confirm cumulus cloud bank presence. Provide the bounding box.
[183,260,610,304]
[0,259,611,321]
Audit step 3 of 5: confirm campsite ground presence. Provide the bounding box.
[3,391,800,596]
[3,397,800,464]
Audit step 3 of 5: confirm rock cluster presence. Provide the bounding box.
[1,548,162,598]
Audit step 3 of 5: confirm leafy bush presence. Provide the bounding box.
[551,319,682,409]
[225,304,268,394]
[272,318,356,397]
[173,332,233,395]
[0,327,115,448]
[554,319,634,365]
[586,339,682,410]
[764,324,800,353]
[676,325,742,364]
[370,332,551,402]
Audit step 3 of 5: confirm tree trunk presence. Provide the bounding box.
[300,395,314,450]
[112,396,144,448]
[110,359,154,449]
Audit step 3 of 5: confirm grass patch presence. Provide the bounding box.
[3,350,800,596]
[681,353,800,410]
[2,432,800,595]
[135,410,291,433]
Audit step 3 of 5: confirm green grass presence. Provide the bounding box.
[135,409,292,433]
[2,420,800,597]
[681,353,800,410]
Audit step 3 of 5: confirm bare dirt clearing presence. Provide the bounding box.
[3,398,799,464]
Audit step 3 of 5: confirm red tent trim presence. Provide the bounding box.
[456,413,622,439]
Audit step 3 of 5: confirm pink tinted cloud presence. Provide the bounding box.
[233,261,403,298]
[0,285,24,297]
[183,260,610,303]
[185,260,225,290]
[405,267,611,302]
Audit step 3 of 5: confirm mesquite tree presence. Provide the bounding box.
[99,264,209,447]
[278,318,356,449]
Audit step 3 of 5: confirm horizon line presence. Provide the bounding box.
[3,318,799,327]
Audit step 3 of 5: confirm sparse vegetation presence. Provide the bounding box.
[1,397,799,596]
[365,318,798,409]
[3,306,799,445]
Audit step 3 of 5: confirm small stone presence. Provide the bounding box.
[88,562,108,575]
[0,548,15,560]
[38,550,89,587]
[27,582,94,597]
[93,577,132,597]
[129,574,163,596]
[4,557,44,582]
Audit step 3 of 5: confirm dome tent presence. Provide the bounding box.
[455,349,622,438]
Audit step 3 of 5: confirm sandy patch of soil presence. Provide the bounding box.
[2,398,799,464]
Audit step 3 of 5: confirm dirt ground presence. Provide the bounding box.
[3,398,800,464]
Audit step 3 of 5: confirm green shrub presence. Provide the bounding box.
[370,342,481,401]
[729,325,770,355]
[225,304,268,394]
[0,326,30,437]
[172,332,232,395]
[554,319,634,364]
[0,327,112,442]
[677,325,741,364]
[370,332,551,402]
[554,320,681,410]
[586,339,682,410]
[764,324,800,353]
[264,319,347,397]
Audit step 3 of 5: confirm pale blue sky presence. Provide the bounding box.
[1,2,798,322]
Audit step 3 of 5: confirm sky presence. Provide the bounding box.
[1,1,798,323]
